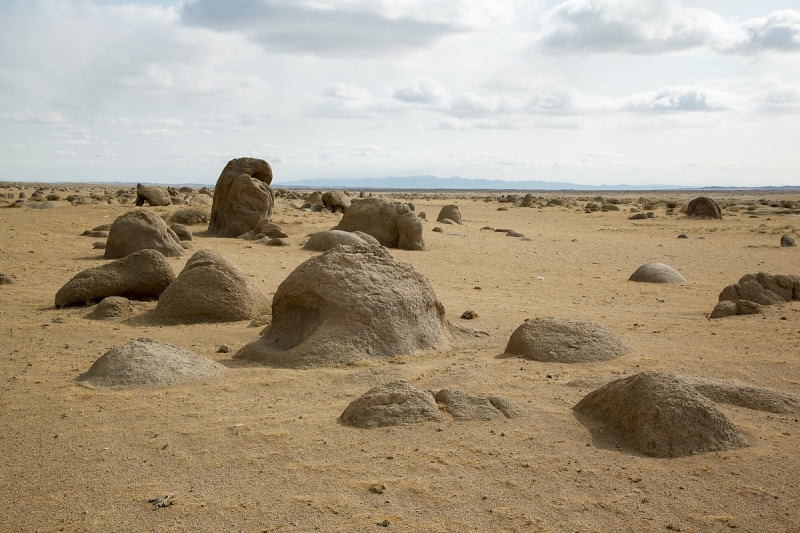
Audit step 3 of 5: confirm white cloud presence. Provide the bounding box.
[0,111,67,124]
[392,77,447,104]
[619,85,733,113]
[538,0,800,56]
[55,149,76,156]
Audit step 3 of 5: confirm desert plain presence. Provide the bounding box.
[1,184,799,532]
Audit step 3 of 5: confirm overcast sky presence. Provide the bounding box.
[1,0,799,187]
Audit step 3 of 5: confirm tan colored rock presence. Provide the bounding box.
[335,198,412,248]
[208,157,275,237]
[340,380,443,428]
[104,210,183,259]
[504,317,628,363]
[135,183,171,207]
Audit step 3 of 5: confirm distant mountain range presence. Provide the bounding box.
[273,175,691,191]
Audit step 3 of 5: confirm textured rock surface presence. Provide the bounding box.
[235,244,467,367]
[712,272,800,318]
[334,198,413,248]
[89,296,132,319]
[303,230,366,252]
[76,338,226,388]
[504,317,628,363]
[55,249,175,307]
[153,250,269,324]
[339,380,442,428]
[207,157,275,238]
[135,183,171,207]
[104,210,183,259]
[437,205,462,224]
[397,212,426,251]
[574,371,748,457]
[435,388,501,421]
[322,190,351,213]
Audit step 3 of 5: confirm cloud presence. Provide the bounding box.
[619,85,732,113]
[55,150,76,156]
[392,78,447,104]
[538,0,800,56]
[180,0,461,56]
[322,83,372,101]
[0,111,67,124]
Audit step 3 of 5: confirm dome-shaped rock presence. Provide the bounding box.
[322,190,350,213]
[574,371,748,457]
[504,317,628,363]
[153,250,270,324]
[235,244,467,367]
[436,205,462,224]
[135,183,171,207]
[76,338,226,388]
[686,197,722,219]
[335,197,422,250]
[303,230,366,252]
[89,296,132,319]
[104,210,183,259]
[339,380,443,428]
[628,262,686,283]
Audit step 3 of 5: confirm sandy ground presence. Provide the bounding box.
[1,185,799,533]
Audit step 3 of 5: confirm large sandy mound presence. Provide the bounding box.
[104,210,184,259]
[339,380,443,428]
[207,157,275,238]
[55,249,175,307]
[629,262,686,283]
[504,317,628,363]
[678,375,800,414]
[76,338,226,388]
[574,371,748,457]
[153,250,269,324]
[335,198,424,250]
[235,244,469,367]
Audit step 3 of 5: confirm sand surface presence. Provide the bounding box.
[1,186,799,532]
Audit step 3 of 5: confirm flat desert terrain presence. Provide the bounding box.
[1,184,799,532]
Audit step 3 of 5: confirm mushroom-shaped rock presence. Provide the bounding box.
[303,230,366,252]
[504,317,628,363]
[686,197,722,219]
[89,296,132,319]
[153,250,270,324]
[76,338,226,388]
[435,389,501,421]
[574,371,748,457]
[334,198,412,248]
[235,244,468,367]
[322,190,351,213]
[135,183,172,207]
[339,380,443,428]
[436,205,462,224]
[55,249,175,307]
[628,262,686,284]
[207,157,275,237]
[397,212,425,251]
[104,210,184,259]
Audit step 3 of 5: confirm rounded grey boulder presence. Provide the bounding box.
[504,317,628,363]
[629,262,686,283]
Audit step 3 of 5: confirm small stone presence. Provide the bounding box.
[677,234,688,239]
[460,310,478,319]
[432,227,443,233]
[377,520,390,527]
[781,235,796,247]
[217,345,231,353]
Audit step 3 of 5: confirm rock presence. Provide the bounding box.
[334,197,413,248]
[601,204,620,211]
[170,207,210,226]
[677,234,688,239]
[488,396,525,418]
[254,220,288,239]
[628,213,649,220]
[436,205,462,225]
[0,273,14,285]
[439,218,454,225]
[628,262,686,283]
[504,317,628,363]
[520,194,534,207]
[781,235,796,247]
[460,310,477,319]
[81,230,108,238]
[435,389,501,421]
[432,227,443,233]
[322,190,351,213]
[303,230,366,251]
[217,345,230,354]
[352,231,380,246]
[407,202,415,211]
[186,194,213,207]
[710,300,739,319]
[169,223,193,241]
[305,191,324,206]
[93,224,112,232]
[89,296,132,319]
[265,238,289,246]
[104,210,184,259]
[418,212,426,220]
[135,183,172,207]
[506,230,524,237]
[339,380,443,428]
[719,279,786,306]
[55,249,175,307]
[234,244,469,367]
[153,250,270,324]
[686,197,722,219]
[397,212,425,251]
[678,375,800,414]
[92,241,106,249]
[75,338,226,388]
[574,371,748,457]
[207,157,275,237]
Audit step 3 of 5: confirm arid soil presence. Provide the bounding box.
[1,185,799,532]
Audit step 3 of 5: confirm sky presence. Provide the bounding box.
[1,0,799,187]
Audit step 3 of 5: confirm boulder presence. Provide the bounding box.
[574,371,748,457]
[520,194,534,207]
[628,213,648,220]
[186,194,213,206]
[104,210,183,259]
[169,223,193,241]
[352,231,380,246]
[303,230,366,252]
[305,191,324,206]
[334,198,412,248]
[437,205,462,224]
[254,220,288,239]
[628,262,686,283]
[207,157,275,237]
[135,183,171,207]
[322,190,351,213]
[686,197,722,219]
[153,250,270,324]
[504,317,628,363]
[339,380,443,428]
[235,244,468,367]
[435,389,501,421]
[89,296,132,319]
[397,212,425,251]
[75,338,226,388]
[55,249,175,307]
[781,234,796,247]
